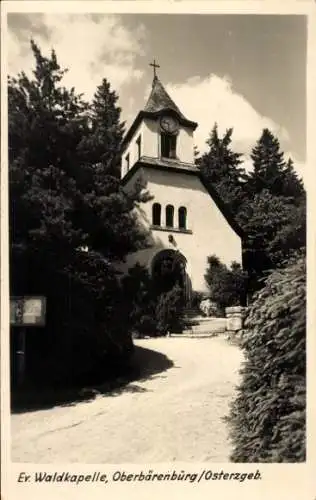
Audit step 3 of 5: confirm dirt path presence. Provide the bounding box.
[11,336,243,463]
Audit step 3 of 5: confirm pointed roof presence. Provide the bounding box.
[143,76,196,126]
[122,76,197,149]
[144,76,185,118]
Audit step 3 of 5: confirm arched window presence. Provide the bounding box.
[152,203,161,226]
[166,204,174,228]
[178,206,187,230]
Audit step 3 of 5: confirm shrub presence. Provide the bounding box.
[121,264,157,337]
[199,298,221,317]
[204,255,247,311]
[14,252,135,388]
[123,265,187,337]
[156,285,185,335]
[190,291,204,309]
[227,256,306,462]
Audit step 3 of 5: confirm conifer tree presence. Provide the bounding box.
[247,129,305,201]
[248,128,286,195]
[9,40,148,386]
[77,78,125,178]
[198,124,247,213]
[281,157,305,202]
[238,190,305,294]
[74,79,150,260]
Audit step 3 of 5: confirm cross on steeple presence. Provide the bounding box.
[149,58,160,80]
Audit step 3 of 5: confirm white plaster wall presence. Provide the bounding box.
[143,119,195,164]
[176,126,195,164]
[142,119,159,158]
[121,121,145,178]
[123,167,242,294]
[121,118,195,178]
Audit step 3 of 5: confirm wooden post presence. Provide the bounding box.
[16,327,26,386]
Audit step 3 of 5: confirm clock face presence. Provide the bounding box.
[160,116,179,134]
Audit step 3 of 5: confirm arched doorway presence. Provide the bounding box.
[151,249,191,304]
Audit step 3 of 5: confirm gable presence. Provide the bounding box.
[122,161,245,239]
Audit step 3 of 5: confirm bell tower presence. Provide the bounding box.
[121,60,198,179]
[120,61,243,297]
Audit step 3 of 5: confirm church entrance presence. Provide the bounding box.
[151,249,191,304]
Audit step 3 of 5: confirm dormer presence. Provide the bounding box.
[121,74,198,179]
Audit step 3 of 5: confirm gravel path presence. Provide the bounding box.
[11,336,243,463]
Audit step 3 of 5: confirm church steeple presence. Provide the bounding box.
[121,66,198,178]
[149,58,160,82]
[144,76,185,119]
[144,60,195,126]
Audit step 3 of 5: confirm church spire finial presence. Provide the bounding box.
[149,58,160,82]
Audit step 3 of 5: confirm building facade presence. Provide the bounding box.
[121,74,243,300]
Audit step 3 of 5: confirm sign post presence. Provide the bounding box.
[16,327,26,386]
[10,296,46,386]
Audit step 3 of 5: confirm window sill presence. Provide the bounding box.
[151,225,192,235]
[160,156,179,162]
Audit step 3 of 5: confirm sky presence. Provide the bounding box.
[7,13,307,178]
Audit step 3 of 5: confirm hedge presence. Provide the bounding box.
[227,257,306,462]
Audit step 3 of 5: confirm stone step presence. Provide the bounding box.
[174,317,227,337]
[171,331,225,339]
[191,329,226,336]
[185,315,224,321]
[184,317,226,330]
[184,309,200,318]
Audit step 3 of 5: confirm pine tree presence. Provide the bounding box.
[73,78,150,260]
[9,39,88,281]
[281,157,305,202]
[198,124,247,213]
[236,129,306,294]
[77,78,125,178]
[238,190,306,295]
[248,128,286,195]
[9,41,149,386]
[247,129,305,201]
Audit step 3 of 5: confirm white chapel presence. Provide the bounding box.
[121,64,243,302]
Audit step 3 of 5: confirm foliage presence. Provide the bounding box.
[190,291,204,310]
[268,199,306,265]
[9,41,149,386]
[77,78,125,178]
[155,285,185,335]
[227,257,306,462]
[204,255,247,311]
[197,125,305,294]
[121,264,157,337]
[238,190,306,295]
[122,265,187,337]
[247,129,305,200]
[197,124,247,213]
[235,129,306,294]
[197,125,306,296]
[199,298,221,317]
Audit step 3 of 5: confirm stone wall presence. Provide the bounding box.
[225,306,247,332]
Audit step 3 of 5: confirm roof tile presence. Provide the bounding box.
[144,77,187,121]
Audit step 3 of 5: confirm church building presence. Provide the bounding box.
[121,63,243,303]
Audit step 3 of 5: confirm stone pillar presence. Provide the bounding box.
[225,306,246,332]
